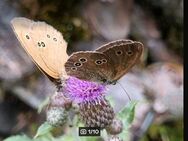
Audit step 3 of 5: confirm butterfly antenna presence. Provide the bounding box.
[117,82,132,101]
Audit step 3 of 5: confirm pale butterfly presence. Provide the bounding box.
[11,17,144,86]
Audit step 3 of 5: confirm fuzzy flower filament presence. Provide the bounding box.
[64,77,106,104]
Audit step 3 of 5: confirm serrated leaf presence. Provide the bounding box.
[3,135,32,141]
[117,101,137,140]
[34,122,54,139]
[118,101,137,129]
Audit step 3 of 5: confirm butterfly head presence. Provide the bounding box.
[102,79,117,85]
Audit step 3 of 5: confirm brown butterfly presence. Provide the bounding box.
[11,17,144,85]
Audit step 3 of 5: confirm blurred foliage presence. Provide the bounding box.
[4,101,137,141]
[34,122,53,138]
[4,135,32,141]
[141,120,183,141]
[135,0,183,56]
[35,0,90,44]
[9,0,183,56]
[12,0,90,46]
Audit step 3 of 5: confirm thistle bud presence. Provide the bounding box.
[106,118,123,135]
[79,98,115,129]
[46,106,68,127]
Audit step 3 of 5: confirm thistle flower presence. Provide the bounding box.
[51,76,114,128]
[64,77,106,104]
[79,98,115,129]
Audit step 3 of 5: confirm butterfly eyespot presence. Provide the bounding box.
[47,34,50,38]
[25,35,30,39]
[95,60,102,65]
[102,59,107,63]
[38,42,41,47]
[71,67,77,71]
[53,38,57,41]
[74,62,82,67]
[116,50,123,55]
[79,58,87,63]
[41,42,45,47]
[127,50,133,56]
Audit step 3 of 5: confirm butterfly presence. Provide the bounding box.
[11,17,144,86]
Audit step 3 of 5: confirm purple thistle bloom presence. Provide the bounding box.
[64,77,106,104]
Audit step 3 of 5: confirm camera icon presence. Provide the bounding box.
[79,129,87,135]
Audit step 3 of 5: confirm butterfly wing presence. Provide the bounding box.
[11,17,69,81]
[64,51,115,83]
[65,40,143,84]
[96,39,134,52]
[97,40,144,81]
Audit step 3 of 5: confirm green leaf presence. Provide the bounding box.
[101,129,108,141]
[34,134,54,141]
[38,97,50,113]
[118,101,137,140]
[106,95,115,108]
[119,129,131,140]
[34,122,54,139]
[118,101,137,129]
[58,135,75,141]
[3,135,32,141]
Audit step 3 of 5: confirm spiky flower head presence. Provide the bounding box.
[64,76,106,104]
[79,98,115,129]
[54,76,114,128]
[46,106,68,127]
